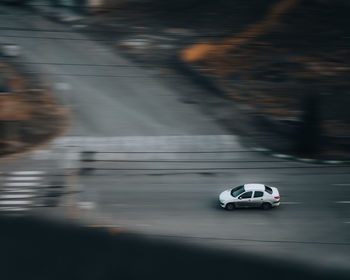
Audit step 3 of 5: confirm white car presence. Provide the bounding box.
[219,183,280,210]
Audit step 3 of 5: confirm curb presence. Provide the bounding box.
[250,147,350,165]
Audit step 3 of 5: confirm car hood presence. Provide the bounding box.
[219,190,232,201]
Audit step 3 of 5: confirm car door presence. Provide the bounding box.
[237,191,253,207]
[250,191,264,207]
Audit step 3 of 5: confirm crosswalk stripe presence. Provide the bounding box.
[4,182,38,187]
[0,201,32,205]
[2,189,36,193]
[0,207,29,212]
[0,169,50,215]
[6,177,41,181]
[9,171,46,175]
[0,194,36,199]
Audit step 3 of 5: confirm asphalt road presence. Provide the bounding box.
[74,136,350,271]
[0,4,350,273]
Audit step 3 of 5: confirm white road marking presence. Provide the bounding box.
[0,201,32,205]
[6,177,41,181]
[344,221,350,224]
[0,194,35,199]
[0,207,29,212]
[10,171,45,175]
[335,201,350,204]
[52,135,243,152]
[298,158,315,163]
[273,154,291,159]
[324,160,342,164]
[77,201,95,209]
[4,182,38,187]
[333,184,350,186]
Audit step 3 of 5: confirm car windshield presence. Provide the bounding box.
[231,185,245,197]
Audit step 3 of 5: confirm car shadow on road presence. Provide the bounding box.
[210,199,280,213]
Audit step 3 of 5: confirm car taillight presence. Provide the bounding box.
[274,196,280,199]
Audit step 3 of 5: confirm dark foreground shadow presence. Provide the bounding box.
[0,216,347,280]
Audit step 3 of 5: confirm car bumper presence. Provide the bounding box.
[219,202,226,208]
[272,201,280,207]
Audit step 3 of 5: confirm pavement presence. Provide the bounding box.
[0,3,349,275]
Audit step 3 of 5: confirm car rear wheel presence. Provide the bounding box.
[225,203,235,211]
[261,203,272,210]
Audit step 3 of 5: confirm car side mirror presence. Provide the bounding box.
[238,197,242,200]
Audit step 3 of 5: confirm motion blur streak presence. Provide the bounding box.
[0,0,349,279]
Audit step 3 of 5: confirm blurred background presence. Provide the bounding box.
[0,0,349,279]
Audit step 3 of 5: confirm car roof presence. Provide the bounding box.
[244,184,265,191]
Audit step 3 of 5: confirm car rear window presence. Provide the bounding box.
[265,186,273,194]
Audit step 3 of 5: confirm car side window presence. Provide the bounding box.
[254,191,264,198]
[239,191,252,199]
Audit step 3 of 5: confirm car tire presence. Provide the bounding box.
[261,203,272,210]
[225,203,235,211]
